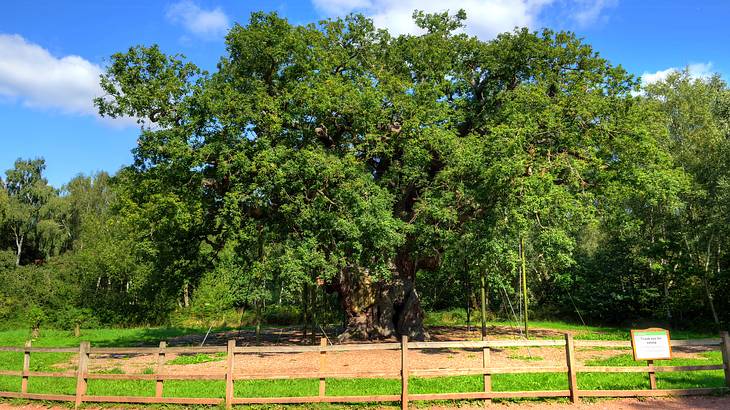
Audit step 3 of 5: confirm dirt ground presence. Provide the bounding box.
[167,325,576,346]
[58,343,714,377]
[53,325,715,377]
[2,396,730,409]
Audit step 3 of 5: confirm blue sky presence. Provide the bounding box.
[1,0,728,187]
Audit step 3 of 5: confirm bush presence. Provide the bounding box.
[27,305,46,337]
[0,250,15,271]
[190,271,235,318]
[169,307,244,328]
[264,305,301,325]
[424,308,496,326]
[55,307,100,330]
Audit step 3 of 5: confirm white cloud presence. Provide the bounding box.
[641,62,714,86]
[571,0,617,27]
[311,0,616,39]
[166,1,230,38]
[0,34,138,127]
[0,34,103,116]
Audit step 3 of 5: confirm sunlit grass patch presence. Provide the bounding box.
[165,380,224,398]
[27,376,75,395]
[234,378,318,397]
[328,378,400,396]
[580,351,725,390]
[167,352,225,365]
[87,379,154,397]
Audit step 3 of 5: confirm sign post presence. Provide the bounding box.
[631,328,671,389]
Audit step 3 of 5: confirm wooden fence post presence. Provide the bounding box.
[482,336,491,405]
[720,331,730,388]
[401,335,409,410]
[225,339,235,409]
[564,333,578,404]
[319,337,327,399]
[74,341,90,409]
[647,360,657,389]
[21,340,31,394]
[155,341,166,398]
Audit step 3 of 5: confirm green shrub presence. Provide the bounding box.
[424,308,496,326]
[54,307,100,331]
[0,251,15,271]
[264,305,301,325]
[27,305,46,337]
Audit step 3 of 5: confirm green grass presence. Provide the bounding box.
[0,376,19,393]
[0,351,73,372]
[424,310,719,341]
[580,351,726,390]
[0,326,231,382]
[166,352,225,365]
[28,377,75,395]
[236,379,318,397]
[88,380,155,397]
[167,380,225,398]
[0,327,220,348]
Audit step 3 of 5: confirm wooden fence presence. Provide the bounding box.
[0,332,728,408]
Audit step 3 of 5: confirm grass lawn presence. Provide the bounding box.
[0,327,213,348]
[579,351,726,390]
[424,311,720,341]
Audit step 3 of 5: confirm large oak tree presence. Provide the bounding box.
[96,11,676,339]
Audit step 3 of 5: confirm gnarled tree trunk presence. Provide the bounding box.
[334,251,432,341]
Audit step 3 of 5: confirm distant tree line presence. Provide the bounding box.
[1,11,729,337]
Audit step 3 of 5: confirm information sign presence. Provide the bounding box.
[630,328,672,361]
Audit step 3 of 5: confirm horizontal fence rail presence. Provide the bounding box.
[0,332,727,408]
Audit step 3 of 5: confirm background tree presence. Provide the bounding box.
[645,70,730,325]
[3,159,56,266]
